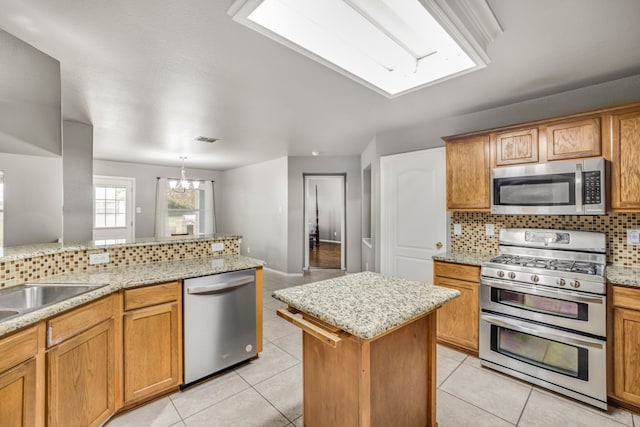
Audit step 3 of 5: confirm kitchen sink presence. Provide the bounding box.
[0,284,104,322]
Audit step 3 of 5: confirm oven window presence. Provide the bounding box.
[494,173,574,206]
[492,288,588,320]
[491,325,588,380]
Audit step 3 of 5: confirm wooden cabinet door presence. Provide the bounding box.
[546,117,601,161]
[47,319,115,427]
[494,128,538,166]
[611,109,640,210]
[0,359,38,427]
[446,135,490,211]
[434,276,479,353]
[123,300,181,405]
[613,307,640,406]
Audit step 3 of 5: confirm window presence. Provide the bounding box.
[94,185,127,228]
[167,185,206,235]
[155,179,215,237]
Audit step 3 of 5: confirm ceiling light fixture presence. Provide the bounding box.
[228,0,502,97]
[169,156,201,192]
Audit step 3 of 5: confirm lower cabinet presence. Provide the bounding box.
[433,261,480,354]
[46,295,116,427]
[123,281,182,406]
[0,324,44,427]
[611,285,640,409]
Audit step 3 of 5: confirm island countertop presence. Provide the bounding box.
[272,271,460,340]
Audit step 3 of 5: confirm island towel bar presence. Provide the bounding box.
[277,308,342,347]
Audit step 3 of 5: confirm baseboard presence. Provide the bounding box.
[318,239,341,244]
[264,266,304,277]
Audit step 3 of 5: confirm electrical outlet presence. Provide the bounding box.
[365,262,369,271]
[627,229,640,245]
[486,224,495,236]
[454,224,462,235]
[210,242,224,252]
[89,252,110,265]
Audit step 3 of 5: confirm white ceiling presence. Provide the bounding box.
[0,0,639,170]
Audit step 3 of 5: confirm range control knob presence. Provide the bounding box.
[556,279,566,286]
[508,272,516,279]
[497,270,505,278]
[570,280,581,289]
[531,275,540,283]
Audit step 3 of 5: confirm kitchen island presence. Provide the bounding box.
[273,271,460,427]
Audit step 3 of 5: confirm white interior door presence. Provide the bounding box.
[380,148,447,283]
[92,175,135,242]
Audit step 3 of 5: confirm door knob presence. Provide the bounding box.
[436,242,443,250]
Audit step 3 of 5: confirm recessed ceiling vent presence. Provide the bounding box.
[195,136,219,143]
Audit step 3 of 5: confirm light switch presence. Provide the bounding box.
[454,224,462,235]
[136,207,142,214]
[627,229,640,245]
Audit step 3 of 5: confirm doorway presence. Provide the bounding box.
[92,175,135,243]
[380,147,447,283]
[303,174,346,270]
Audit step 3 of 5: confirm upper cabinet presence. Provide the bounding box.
[609,108,640,211]
[493,128,539,166]
[445,135,491,211]
[544,117,601,161]
[444,101,640,213]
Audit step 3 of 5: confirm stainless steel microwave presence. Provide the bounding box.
[491,158,606,215]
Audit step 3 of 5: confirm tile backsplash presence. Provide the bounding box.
[450,212,640,266]
[0,239,240,288]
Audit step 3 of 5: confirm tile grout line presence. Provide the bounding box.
[515,387,533,426]
[438,389,517,426]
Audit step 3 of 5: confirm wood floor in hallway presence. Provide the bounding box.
[309,242,341,269]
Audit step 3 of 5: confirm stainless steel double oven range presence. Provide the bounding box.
[480,228,607,409]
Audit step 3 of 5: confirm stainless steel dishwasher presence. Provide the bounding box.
[182,268,257,387]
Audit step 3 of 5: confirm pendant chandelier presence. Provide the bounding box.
[169,156,201,192]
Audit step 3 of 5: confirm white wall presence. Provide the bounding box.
[219,157,288,272]
[306,177,343,241]
[63,121,93,243]
[288,156,361,274]
[0,153,62,246]
[0,28,61,157]
[94,160,223,238]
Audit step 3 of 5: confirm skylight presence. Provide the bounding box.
[229,0,501,97]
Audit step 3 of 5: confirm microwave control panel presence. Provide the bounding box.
[583,171,601,204]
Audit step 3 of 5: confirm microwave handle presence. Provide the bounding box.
[575,163,583,213]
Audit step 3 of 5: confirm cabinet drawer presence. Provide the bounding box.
[47,295,113,347]
[612,286,640,311]
[0,324,41,373]
[124,281,181,311]
[434,261,480,282]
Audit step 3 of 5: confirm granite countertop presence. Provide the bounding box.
[0,254,263,337]
[0,233,242,262]
[432,251,494,266]
[606,265,640,287]
[272,271,460,340]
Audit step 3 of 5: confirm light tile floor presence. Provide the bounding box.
[108,269,639,427]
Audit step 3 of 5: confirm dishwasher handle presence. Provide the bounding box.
[187,275,254,295]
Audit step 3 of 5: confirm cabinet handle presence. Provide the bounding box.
[276,308,342,347]
[47,325,53,345]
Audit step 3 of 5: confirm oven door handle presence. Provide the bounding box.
[481,313,604,349]
[481,278,604,304]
